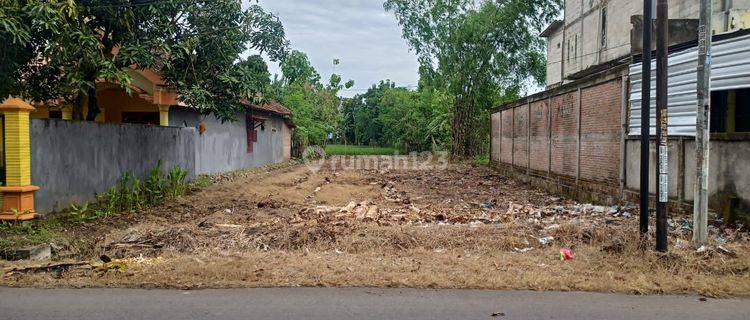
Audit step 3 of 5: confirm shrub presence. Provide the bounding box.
[70,161,191,220]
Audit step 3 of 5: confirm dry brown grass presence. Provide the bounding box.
[2,159,749,297]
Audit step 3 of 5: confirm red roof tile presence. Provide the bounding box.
[244,100,293,116]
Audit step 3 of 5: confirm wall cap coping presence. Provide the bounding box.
[0,98,36,112]
[0,185,40,193]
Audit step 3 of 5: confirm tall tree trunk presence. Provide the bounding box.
[451,100,475,158]
[85,85,100,121]
[73,95,85,120]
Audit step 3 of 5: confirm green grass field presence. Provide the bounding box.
[324,144,400,156]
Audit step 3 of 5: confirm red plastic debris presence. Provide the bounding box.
[559,248,574,261]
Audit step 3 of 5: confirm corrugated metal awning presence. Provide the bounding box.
[629,32,750,136]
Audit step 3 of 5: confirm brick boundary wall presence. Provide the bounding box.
[490,67,629,207]
[490,66,698,214]
[490,163,622,203]
[490,63,750,220]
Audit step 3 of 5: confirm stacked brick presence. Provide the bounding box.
[490,78,623,204]
[580,79,623,183]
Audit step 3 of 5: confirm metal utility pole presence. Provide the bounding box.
[693,0,712,244]
[640,0,653,235]
[655,0,669,252]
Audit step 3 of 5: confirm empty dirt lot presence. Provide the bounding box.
[2,158,749,296]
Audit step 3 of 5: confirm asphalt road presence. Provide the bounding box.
[0,287,747,320]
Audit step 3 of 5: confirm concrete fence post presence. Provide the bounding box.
[527,102,531,176]
[620,75,629,200]
[498,110,502,164]
[511,107,515,168]
[158,105,170,127]
[576,88,582,185]
[0,98,39,221]
[547,97,552,178]
[61,105,73,120]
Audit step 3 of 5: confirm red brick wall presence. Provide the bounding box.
[579,78,622,182]
[490,74,625,205]
[490,112,502,162]
[492,78,622,185]
[550,91,578,177]
[513,104,529,168]
[500,110,513,164]
[529,100,549,173]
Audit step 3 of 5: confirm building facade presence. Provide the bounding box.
[544,0,750,88]
[492,0,750,222]
[9,68,295,213]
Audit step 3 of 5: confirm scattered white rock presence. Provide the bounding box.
[364,205,380,221]
[469,221,484,228]
[538,236,555,246]
[315,206,338,214]
[340,201,357,212]
[675,239,690,250]
[513,247,534,253]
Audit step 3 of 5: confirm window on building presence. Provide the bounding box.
[122,112,158,125]
[735,89,750,132]
[600,8,607,48]
[711,91,728,133]
[711,88,750,133]
[48,110,62,119]
[246,115,267,153]
[246,115,257,153]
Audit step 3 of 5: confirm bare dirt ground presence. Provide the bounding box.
[2,158,749,296]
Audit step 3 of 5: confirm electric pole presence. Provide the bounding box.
[693,0,712,244]
[655,0,669,252]
[640,0,653,236]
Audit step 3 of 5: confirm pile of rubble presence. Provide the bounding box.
[288,176,747,254]
[295,178,641,230]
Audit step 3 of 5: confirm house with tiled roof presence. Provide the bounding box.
[0,67,295,216]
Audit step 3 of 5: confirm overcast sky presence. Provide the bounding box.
[254,0,420,97]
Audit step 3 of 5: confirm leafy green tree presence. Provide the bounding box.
[0,0,75,102]
[0,0,287,122]
[271,50,353,148]
[342,79,452,152]
[280,50,321,86]
[348,80,396,146]
[384,0,561,157]
[246,4,290,62]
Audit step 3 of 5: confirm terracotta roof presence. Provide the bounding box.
[243,100,293,117]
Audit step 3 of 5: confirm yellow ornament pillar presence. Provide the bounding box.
[61,105,73,120]
[0,98,39,221]
[158,105,170,127]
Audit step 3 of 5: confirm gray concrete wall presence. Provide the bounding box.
[31,119,197,212]
[624,138,750,214]
[31,109,290,213]
[624,140,681,199]
[169,108,288,175]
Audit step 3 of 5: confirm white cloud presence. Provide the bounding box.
[253,0,420,97]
